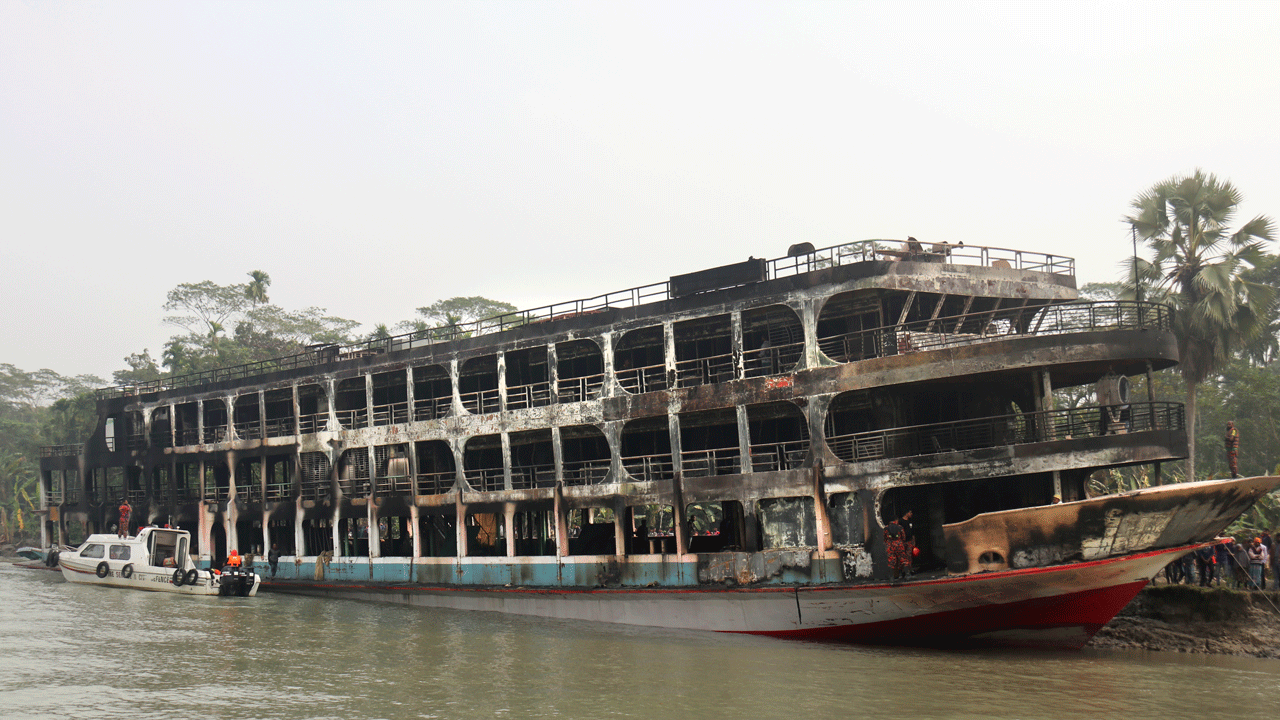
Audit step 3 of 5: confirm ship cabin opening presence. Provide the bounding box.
[621,417,673,482]
[234,394,261,440]
[298,384,328,434]
[335,377,368,429]
[415,440,455,495]
[556,339,604,403]
[615,326,666,394]
[413,365,453,421]
[506,347,550,410]
[459,355,500,414]
[742,305,803,378]
[264,388,293,437]
[372,370,409,426]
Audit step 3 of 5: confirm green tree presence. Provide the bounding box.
[1124,169,1277,482]
[244,270,271,307]
[408,297,519,338]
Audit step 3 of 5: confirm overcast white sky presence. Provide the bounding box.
[3,1,1278,383]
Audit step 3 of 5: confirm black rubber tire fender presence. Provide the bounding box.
[46,550,59,568]
[172,569,184,586]
[121,563,134,579]
[95,561,110,579]
[184,569,199,586]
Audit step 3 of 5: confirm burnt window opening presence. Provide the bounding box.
[235,457,262,503]
[235,518,259,556]
[125,466,145,506]
[466,512,503,557]
[334,377,369,429]
[630,504,674,554]
[567,506,616,556]
[561,425,610,487]
[339,448,371,496]
[299,452,331,502]
[757,496,817,549]
[372,370,409,426]
[150,408,172,449]
[614,326,667,394]
[415,440,456,495]
[204,463,230,502]
[264,388,294,438]
[339,516,367,556]
[463,435,504,492]
[418,512,457,558]
[816,292,885,363]
[742,305,804,378]
[125,411,145,451]
[459,356,500,414]
[203,400,229,444]
[686,500,748,553]
[510,430,554,490]
[265,454,293,501]
[828,492,865,546]
[266,515,296,556]
[297,384,328,434]
[303,516,333,556]
[377,515,413,557]
[748,401,809,472]
[825,391,893,462]
[506,347,551,410]
[175,402,199,446]
[233,393,262,440]
[679,409,740,477]
[375,444,412,495]
[513,508,555,556]
[674,314,734,388]
[175,463,200,503]
[413,365,452,421]
[620,417,673,482]
[556,339,604,403]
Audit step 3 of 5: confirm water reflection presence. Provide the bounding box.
[3,563,1280,719]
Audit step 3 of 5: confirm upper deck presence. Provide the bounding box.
[92,239,1075,404]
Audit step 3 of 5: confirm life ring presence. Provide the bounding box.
[184,569,199,586]
[172,569,184,586]
[121,564,134,579]
[95,561,110,578]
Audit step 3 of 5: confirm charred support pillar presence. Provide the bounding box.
[410,503,421,558]
[330,450,342,554]
[673,472,688,556]
[553,483,568,557]
[224,449,237,554]
[367,494,379,558]
[504,503,516,557]
[813,462,832,555]
[455,490,468,558]
[736,405,751,474]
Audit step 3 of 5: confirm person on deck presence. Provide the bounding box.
[1225,421,1240,478]
[117,498,131,538]
[224,549,242,571]
[883,517,910,581]
[268,544,280,578]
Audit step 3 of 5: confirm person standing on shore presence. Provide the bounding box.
[1225,421,1240,478]
[1247,537,1268,590]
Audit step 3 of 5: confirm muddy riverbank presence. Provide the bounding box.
[1090,585,1280,658]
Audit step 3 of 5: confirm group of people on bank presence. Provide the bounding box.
[1163,533,1276,590]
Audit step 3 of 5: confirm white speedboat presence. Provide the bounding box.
[57,526,261,597]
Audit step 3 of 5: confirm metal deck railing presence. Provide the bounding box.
[94,240,1075,399]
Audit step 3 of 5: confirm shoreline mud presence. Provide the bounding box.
[1089,585,1280,658]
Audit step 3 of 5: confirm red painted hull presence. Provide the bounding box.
[268,543,1197,650]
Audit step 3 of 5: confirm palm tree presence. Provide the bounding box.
[245,270,271,307]
[1125,170,1277,482]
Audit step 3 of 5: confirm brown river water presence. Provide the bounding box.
[3,562,1280,719]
